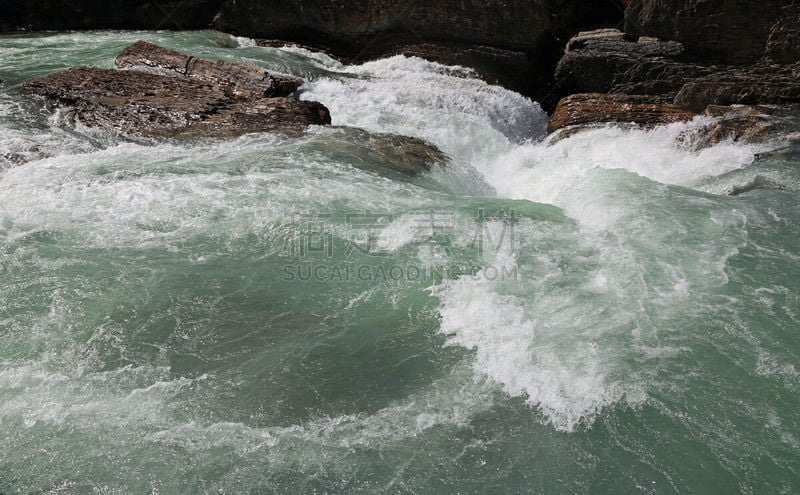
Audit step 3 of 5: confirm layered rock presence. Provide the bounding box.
[623,0,796,64]
[552,28,707,101]
[22,43,331,138]
[550,26,800,135]
[116,41,304,99]
[674,63,800,111]
[547,93,694,133]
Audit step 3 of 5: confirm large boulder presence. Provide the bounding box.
[22,43,331,138]
[623,0,797,64]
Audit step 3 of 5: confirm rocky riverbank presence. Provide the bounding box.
[4,0,799,140]
[547,0,799,134]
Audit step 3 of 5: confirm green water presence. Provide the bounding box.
[0,31,798,494]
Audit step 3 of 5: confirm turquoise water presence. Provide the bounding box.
[1,31,799,494]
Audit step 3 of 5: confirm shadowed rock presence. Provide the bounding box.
[22,43,332,138]
[624,0,796,65]
[548,93,694,133]
[554,29,709,99]
[674,63,800,112]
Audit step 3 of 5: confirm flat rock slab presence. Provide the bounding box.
[22,42,331,138]
[116,40,303,99]
[548,93,694,133]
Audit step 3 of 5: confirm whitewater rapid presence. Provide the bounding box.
[2,31,798,493]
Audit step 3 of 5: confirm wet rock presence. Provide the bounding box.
[679,105,800,149]
[116,41,303,99]
[22,42,332,139]
[547,93,694,134]
[311,127,449,175]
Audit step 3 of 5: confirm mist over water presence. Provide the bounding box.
[1,31,798,494]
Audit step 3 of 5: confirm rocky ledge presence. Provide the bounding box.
[22,41,332,138]
[548,19,800,134]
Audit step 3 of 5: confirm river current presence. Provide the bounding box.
[0,30,798,494]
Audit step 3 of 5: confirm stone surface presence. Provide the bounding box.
[553,28,704,103]
[547,93,694,133]
[674,63,800,112]
[764,5,800,65]
[213,0,624,101]
[22,43,332,139]
[679,104,800,149]
[116,41,303,99]
[311,127,448,175]
[624,0,796,64]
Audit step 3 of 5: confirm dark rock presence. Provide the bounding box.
[213,0,625,101]
[547,93,694,133]
[0,0,223,31]
[116,40,303,98]
[674,63,800,112]
[553,26,800,124]
[22,43,332,139]
[553,29,707,102]
[765,5,800,64]
[624,0,796,65]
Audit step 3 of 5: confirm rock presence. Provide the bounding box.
[385,43,535,97]
[673,63,800,112]
[624,0,795,65]
[213,0,624,101]
[0,0,223,31]
[679,104,800,149]
[22,43,332,139]
[553,28,705,103]
[553,27,800,121]
[310,127,449,175]
[765,5,800,64]
[547,93,694,133]
[116,41,303,99]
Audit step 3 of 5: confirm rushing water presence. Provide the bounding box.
[1,30,799,494]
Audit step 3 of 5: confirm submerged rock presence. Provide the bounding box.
[679,105,800,149]
[311,127,449,175]
[22,42,331,138]
[547,93,694,134]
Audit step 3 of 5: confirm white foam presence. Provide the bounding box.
[301,55,548,167]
